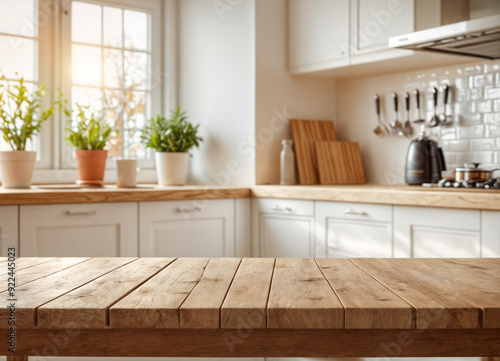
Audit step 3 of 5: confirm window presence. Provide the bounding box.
[0,0,163,171]
[0,0,39,153]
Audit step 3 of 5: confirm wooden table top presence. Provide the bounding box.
[4,257,499,330]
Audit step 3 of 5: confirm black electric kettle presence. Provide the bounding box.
[405,133,446,185]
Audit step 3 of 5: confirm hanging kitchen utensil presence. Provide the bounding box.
[390,92,403,136]
[438,84,452,126]
[373,94,386,138]
[403,92,413,138]
[429,87,439,127]
[413,89,425,124]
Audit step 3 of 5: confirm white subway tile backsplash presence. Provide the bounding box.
[405,62,500,169]
[458,125,484,138]
[470,138,496,151]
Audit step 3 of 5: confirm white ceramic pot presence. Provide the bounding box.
[155,152,189,186]
[0,151,37,188]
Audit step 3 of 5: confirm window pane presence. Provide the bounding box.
[0,35,36,80]
[124,91,147,126]
[72,1,102,45]
[103,6,122,47]
[72,44,102,86]
[104,49,123,88]
[0,0,36,37]
[72,86,103,111]
[104,88,125,128]
[124,51,147,90]
[124,10,148,50]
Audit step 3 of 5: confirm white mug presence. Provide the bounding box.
[116,159,138,188]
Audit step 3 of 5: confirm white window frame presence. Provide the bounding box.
[59,0,162,170]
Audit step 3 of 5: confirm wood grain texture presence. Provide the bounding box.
[9,328,500,357]
[315,141,366,185]
[267,258,344,329]
[37,258,175,328]
[316,258,414,329]
[109,258,209,328]
[180,258,241,329]
[395,258,500,328]
[0,258,135,327]
[251,185,500,211]
[352,258,481,329]
[14,258,89,287]
[290,119,336,185]
[221,258,275,329]
[0,185,250,205]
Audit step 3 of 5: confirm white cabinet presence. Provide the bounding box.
[481,211,500,257]
[252,198,314,257]
[0,206,18,256]
[316,201,393,258]
[139,199,236,257]
[20,203,138,257]
[288,0,350,72]
[394,206,481,258]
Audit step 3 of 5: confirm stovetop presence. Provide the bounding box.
[439,178,500,189]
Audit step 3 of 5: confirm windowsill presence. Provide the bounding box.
[32,169,158,184]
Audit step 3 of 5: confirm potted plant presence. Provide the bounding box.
[141,107,202,186]
[66,104,113,187]
[0,76,61,188]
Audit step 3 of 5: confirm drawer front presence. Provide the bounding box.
[257,198,314,217]
[140,199,234,220]
[316,201,392,223]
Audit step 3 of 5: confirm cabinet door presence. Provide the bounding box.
[394,206,481,258]
[20,203,138,257]
[316,201,393,258]
[353,0,414,53]
[253,198,314,257]
[139,199,235,257]
[0,206,18,256]
[289,0,350,72]
[481,211,500,257]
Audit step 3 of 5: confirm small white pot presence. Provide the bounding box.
[0,151,37,189]
[155,152,189,186]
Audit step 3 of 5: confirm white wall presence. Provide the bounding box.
[178,0,256,186]
[255,0,337,185]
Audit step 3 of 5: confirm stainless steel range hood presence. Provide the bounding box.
[389,14,500,59]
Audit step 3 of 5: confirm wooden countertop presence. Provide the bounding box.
[3,257,500,358]
[0,184,251,205]
[1,183,500,210]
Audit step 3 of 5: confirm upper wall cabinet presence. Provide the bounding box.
[288,0,472,77]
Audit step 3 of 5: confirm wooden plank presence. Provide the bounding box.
[0,258,57,276]
[37,258,176,328]
[441,258,500,278]
[0,257,135,328]
[267,258,344,329]
[16,258,89,286]
[290,119,336,185]
[221,258,275,329]
[316,258,414,329]
[180,258,241,329]
[396,258,500,328]
[352,258,480,329]
[109,258,209,328]
[11,328,500,358]
[315,141,366,185]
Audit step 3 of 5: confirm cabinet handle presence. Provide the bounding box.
[344,208,368,216]
[65,210,97,216]
[271,205,296,212]
[176,207,202,213]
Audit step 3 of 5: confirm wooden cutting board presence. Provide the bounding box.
[290,119,337,185]
[315,141,366,185]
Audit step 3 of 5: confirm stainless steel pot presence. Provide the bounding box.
[455,163,499,181]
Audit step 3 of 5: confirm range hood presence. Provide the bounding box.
[389,14,500,59]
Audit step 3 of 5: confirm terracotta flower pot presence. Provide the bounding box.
[74,149,108,187]
[155,152,189,186]
[0,151,37,188]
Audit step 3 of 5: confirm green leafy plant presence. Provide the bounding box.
[140,107,202,153]
[66,104,113,150]
[0,75,63,151]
